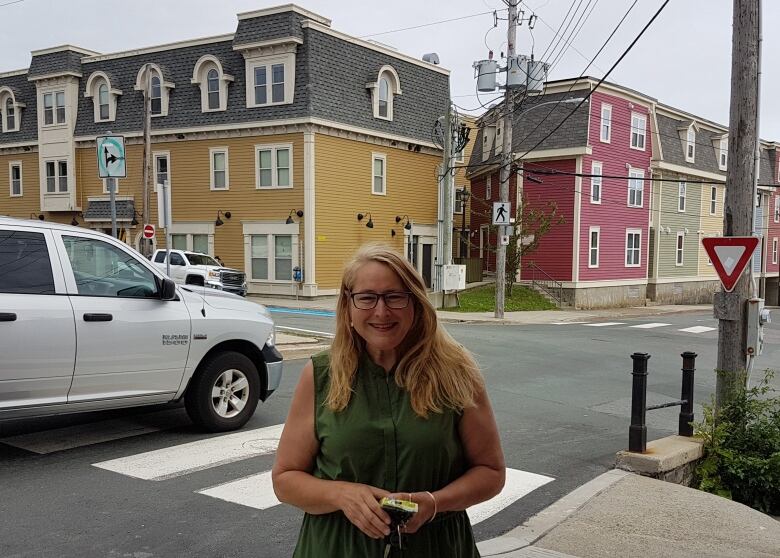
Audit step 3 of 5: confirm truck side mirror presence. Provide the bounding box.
[160,277,177,300]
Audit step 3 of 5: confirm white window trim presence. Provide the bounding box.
[685,128,696,163]
[246,53,295,108]
[588,226,600,268]
[367,65,402,121]
[84,71,122,123]
[625,229,641,268]
[209,147,229,191]
[600,104,612,143]
[372,152,387,196]
[630,112,646,151]
[152,150,171,194]
[191,55,234,113]
[773,238,778,265]
[678,182,686,212]
[627,168,644,208]
[254,143,293,190]
[0,87,24,133]
[242,222,300,284]
[718,137,728,171]
[590,161,602,204]
[44,158,69,194]
[169,223,216,255]
[41,90,67,127]
[774,195,779,223]
[133,64,175,118]
[9,161,22,197]
[676,231,685,266]
[453,186,465,214]
[710,186,718,216]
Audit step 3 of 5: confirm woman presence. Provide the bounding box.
[272,244,505,557]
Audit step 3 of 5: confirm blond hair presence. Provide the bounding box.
[326,244,484,417]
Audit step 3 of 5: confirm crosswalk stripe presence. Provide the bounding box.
[549,321,589,325]
[197,470,280,510]
[583,322,625,327]
[466,468,554,525]
[0,409,190,454]
[92,423,284,481]
[629,323,672,329]
[678,326,716,333]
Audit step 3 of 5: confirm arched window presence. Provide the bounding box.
[5,97,14,131]
[378,78,390,118]
[207,69,220,110]
[98,84,109,120]
[150,74,162,115]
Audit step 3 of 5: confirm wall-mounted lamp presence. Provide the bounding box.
[70,213,81,227]
[176,134,186,140]
[30,212,44,221]
[130,210,143,227]
[357,212,374,228]
[215,210,232,227]
[391,229,397,237]
[286,209,304,224]
[395,215,412,231]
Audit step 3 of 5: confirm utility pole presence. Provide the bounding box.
[716,0,761,408]
[141,64,153,257]
[495,0,519,318]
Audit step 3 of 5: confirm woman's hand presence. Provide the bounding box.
[337,482,392,539]
[388,491,435,534]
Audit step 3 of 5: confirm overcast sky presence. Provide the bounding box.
[1,0,776,140]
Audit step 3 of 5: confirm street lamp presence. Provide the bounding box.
[458,188,471,259]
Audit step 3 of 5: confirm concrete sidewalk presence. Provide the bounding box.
[477,469,780,558]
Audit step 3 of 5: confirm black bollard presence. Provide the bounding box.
[678,352,697,437]
[629,352,650,453]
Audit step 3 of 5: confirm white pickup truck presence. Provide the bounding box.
[151,249,247,297]
[0,217,282,432]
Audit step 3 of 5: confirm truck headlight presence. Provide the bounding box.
[208,270,220,279]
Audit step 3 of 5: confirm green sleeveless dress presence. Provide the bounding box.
[292,350,480,558]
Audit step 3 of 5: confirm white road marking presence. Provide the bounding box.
[678,326,717,334]
[197,470,280,510]
[275,326,335,338]
[629,323,672,329]
[92,423,284,481]
[467,468,554,525]
[0,409,189,454]
[549,321,589,325]
[583,322,626,327]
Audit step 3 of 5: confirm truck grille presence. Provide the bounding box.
[221,271,245,287]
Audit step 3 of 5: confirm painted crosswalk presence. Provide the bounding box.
[551,321,718,335]
[629,322,672,329]
[583,322,626,327]
[678,326,717,334]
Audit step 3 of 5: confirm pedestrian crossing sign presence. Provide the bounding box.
[493,202,510,225]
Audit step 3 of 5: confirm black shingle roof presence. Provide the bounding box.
[29,50,84,78]
[84,199,135,221]
[0,72,38,142]
[233,12,306,46]
[656,113,724,174]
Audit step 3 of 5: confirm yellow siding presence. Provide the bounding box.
[0,152,41,219]
[698,183,724,275]
[315,134,440,289]
[76,133,304,269]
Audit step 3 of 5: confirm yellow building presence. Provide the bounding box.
[0,5,449,296]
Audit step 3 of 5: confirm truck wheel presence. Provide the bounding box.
[185,351,261,432]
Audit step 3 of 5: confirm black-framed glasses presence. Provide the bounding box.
[349,291,412,310]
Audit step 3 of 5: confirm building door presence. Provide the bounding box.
[422,244,433,288]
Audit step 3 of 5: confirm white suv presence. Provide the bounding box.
[0,218,282,432]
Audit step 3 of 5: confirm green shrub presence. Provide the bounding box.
[693,370,780,514]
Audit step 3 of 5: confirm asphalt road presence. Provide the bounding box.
[1,309,777,557]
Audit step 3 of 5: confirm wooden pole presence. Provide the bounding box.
[716,0,760,408]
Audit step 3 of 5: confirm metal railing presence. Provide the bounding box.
[629,352,697,453]
[525,261,564,307]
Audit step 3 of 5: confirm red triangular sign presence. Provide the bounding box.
[701,236,759,292]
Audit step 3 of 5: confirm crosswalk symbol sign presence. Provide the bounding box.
[493,202,510,225]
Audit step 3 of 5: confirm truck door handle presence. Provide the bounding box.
[83,313,113,322]
[0,313,17,322]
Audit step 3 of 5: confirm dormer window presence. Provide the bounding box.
[686,128,696,162]
[718,136,728,170]
[191,55,233,112]
[0,87,24,133]
[84,72,122,123]
[368,65,401,121]
[42,91,65,126]
[135,64,174,117]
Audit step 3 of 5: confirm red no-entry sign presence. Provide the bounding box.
[701,236,759,292]
[143,224,155,239]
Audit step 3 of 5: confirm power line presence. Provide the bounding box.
[359,10,499,38]
[0,0,24,7]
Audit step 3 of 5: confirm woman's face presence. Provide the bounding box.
[348,261,415,359]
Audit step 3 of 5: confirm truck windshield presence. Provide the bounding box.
[186,253,220,266]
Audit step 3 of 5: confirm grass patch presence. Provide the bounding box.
[450,284,557,312]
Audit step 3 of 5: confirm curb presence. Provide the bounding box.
[278,343,331,361]
[477,469,630,557]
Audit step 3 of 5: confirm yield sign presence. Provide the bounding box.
[701,236,759,292]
